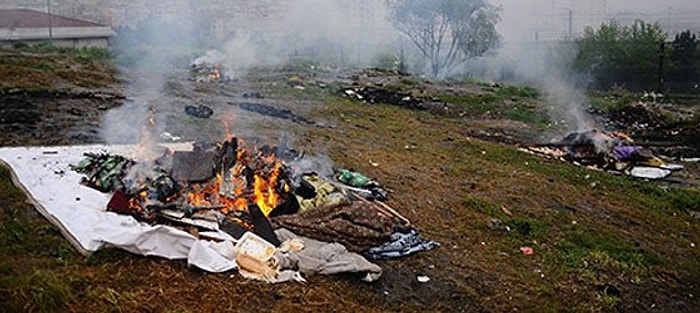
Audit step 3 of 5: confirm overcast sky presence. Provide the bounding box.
[491,0,700,42]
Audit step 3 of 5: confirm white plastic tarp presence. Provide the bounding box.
[0,144,236,272]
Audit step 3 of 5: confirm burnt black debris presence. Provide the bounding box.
[242,91,264,99]
[607,102,666,131]
[342,86,425,110]
[185,105,214,118]
[230,102,313,125]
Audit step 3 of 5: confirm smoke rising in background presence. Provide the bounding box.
[96,0,700,144]
[475,0,700,135]
[212,0,398,76]
[101,0,400,167]
[468,41,596,134]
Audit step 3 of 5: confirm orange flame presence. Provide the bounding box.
[221,114,236,141]
[181,139,285,217]
[208,67,221,81]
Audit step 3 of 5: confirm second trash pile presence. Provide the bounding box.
[525,129,684,180]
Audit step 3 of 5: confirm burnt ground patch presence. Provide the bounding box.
[229,101,314,125]
[0,89,123,146]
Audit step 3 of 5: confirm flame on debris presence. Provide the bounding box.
[133,107,158,158]
[182,138,287,217]
[208,67,221,81]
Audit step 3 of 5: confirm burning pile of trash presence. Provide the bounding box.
[70,136,437,282]
[189,50,231,83]
[523,129,684,180]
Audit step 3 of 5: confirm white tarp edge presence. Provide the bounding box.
[0,144,236,272]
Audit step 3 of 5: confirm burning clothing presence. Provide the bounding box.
[561,129,622,165]
[271,202,395,253]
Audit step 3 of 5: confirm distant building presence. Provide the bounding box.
[0,9,115,48]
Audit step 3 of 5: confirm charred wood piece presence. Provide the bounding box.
[230,102,313,125]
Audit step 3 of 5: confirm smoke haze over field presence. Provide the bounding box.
[491,0,700,42]
[103,0,401,152]
[477,0,700,133]
[94,0,700,140]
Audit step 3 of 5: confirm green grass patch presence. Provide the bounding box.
[11,41,110,64]
[0,269,74,312]
[555,226,662,277]
[438,85,549,126]
[440,93,500,114]
[463,196,552,244]
[488,85,541,99]
[0,166,28,205]
[503,105,551,127]
[587,89,639,112]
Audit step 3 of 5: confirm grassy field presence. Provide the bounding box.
[1,49,700,312]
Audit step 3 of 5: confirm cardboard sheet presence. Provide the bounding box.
[0,144,237,272]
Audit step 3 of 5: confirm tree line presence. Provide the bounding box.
[570,21,698,93]
[385,1,699,94]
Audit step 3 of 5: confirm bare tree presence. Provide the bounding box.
[386,0,500,77]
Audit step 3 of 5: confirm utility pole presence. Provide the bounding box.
[657,41,666,93]
[47,0,53,42]
[568,10,573,38]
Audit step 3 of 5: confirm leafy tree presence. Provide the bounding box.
[573,20,667,90]
[669,30,699,84]
[386,0,500,77]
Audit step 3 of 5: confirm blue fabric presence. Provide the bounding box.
[365,228,439,259]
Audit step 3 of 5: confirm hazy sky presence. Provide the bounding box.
[491,0,700,42]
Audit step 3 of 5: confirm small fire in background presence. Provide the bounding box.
[190,50,231,83]
[208,66,221,81]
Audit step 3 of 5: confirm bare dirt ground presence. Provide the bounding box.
[2,51,700,313]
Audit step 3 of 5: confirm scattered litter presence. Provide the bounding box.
[629,167,672,180]
[365,228,439,259]
[335,168,387,201]
[520,246,534,255]
[160,132,182,142]
[528,129,684,181]
[500,205,513,216]
[234,232,276,262]
[417,275,430,283]
[661,163,684,171]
